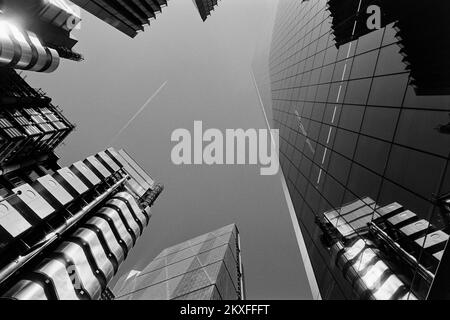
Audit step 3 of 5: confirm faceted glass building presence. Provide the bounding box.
[113,224,245,300]
[270,0,450,299]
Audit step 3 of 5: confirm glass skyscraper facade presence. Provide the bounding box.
[270,0,450,299]
[112,224,245,300]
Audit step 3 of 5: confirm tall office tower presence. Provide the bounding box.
[193,0,220,21]
[0,0,82,66]
[112,224,245,300]
[0,146,163,300]
[68,0,168,38]
[269,0,450,299]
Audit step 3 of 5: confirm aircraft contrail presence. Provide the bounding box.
[294,110,315,155]
[108,81,168,146]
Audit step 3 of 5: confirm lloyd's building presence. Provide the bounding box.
[0,0,163,300]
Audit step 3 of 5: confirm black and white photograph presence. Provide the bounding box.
[0,0,449,313]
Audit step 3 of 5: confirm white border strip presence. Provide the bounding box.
[250,69,322,300]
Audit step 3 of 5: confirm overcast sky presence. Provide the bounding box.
[26,0,312,299]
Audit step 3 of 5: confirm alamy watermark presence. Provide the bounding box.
[171,121,279,176]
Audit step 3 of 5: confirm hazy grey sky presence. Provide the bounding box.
[26,0,312,299]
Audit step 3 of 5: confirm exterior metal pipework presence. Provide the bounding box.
[0,20,60,72]
[3,188,155,299]
[141,183,164,208]
[0,176,128,286]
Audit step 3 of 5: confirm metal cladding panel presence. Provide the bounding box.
[12,184,55,219]
[103,149,124,168]
[37,175,73,206]
[118,149,155,188]
[125,179,147,198]
[106,199,141,237]
[0,21,61,72]
[56,167,89,195]
[0,27,15,65]
[7,24,33,69]
[27,32,49,71]
[71,161,101,186]
[97,151,120,172]
[54,241,102,300]
[96,207,133,252]
[38,0,82,31]
[114,191,148,226]
[72,228,115,282]
[5,280,48,300]
[106,150,150,192]
[85,156,111,178]
[0,198,32,237]
[36,259,79,300]
[118,225,241,300]
[85,216,125,265]
[42,48,60,73]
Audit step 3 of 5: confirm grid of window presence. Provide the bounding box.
[0,105,74,165]
[270,0,450,299]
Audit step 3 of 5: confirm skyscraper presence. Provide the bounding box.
[68,0,168,38]
[112,224,245,300]
[0,1,164,300]
[0,146,163,300]
[269,0,450,299]
[193,0,221,21]
[0,0,82,65]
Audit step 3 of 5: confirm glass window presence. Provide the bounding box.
[354,135,390,175]
[346,164,382,201]
[368,74,409,107]
[361,106,400,141]
[403,85,450,109]
[321,173,345,209]
[313,51,326,69]
[350,50,378,79]
[305,182,321,212]
[333,58,354,82]
[324,45,339,65]
[337,40,357,61]
[328,82,347,103]
[311,103,325,121]
[327,151,351,185]
[395,109,450,157]
[300,156,313,178]
[338,105,365,132]
[319,64,335,83]
[378,180,433,220]
[375,44,407,76]
[355,28,384,55]
[344,78,371,105]
[332,128,358,159]
[441,167,450,196]
[386,145,446,198]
